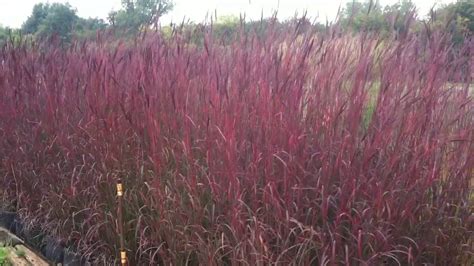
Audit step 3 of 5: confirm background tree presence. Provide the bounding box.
[22,3,109,42]
[340,0,387,32]
[213,15,240,42]
[0,25,9,44]
[431,0,474,43]
[36,3,78,41]
[75,18,108,38]
[22,3,50,34]
[383,0,416,36]
[453,0,473,33]
[22,3,78,41]
[0,25,22,46]
[109,0,174,34]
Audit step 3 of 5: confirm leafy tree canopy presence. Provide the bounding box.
[22,3,108,41]
[109,0,174,33]
[430,0,473,43]
[0,24,21,45]
[453,0,474,33]
[75,17,108,38]
[340,0,386,32]
[36,3,78,40]
[0,25,8,42]
[22,3,51,34]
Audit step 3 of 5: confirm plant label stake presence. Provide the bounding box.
[117,179,127,266]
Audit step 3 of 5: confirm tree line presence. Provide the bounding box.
[0,0,472,44]
[0,0,173,43]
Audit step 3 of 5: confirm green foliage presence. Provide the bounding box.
[21,3,50,34]
[22,3,78,41]
[36,3,78,41]
[0,26,8,43]
[339,0,419,36]
[383,0,416,35]
[338,0,471,44]
[454,0,474,32]
[431,0,474,44]
[75,18,108,38]
[341,0,387,32]
[109,0,174,34]
[21,3,107,42]
[0,26,21,46]
[213,15,240,42]
[0,247,10,266]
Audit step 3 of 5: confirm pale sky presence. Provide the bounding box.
[0,0,454,28]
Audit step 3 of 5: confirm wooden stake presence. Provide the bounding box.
[117,179,126,266]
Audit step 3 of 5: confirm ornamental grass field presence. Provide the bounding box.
[0,19,472,265]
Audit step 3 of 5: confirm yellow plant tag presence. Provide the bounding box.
[117,183,123,196]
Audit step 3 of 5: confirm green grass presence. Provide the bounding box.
[0,247,11,266]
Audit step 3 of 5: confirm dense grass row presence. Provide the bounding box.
[0,20,472,264]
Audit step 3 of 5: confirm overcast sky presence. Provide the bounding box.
[0,0,454,28]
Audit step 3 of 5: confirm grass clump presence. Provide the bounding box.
[0,247,11,266]
[0,16,472,265]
